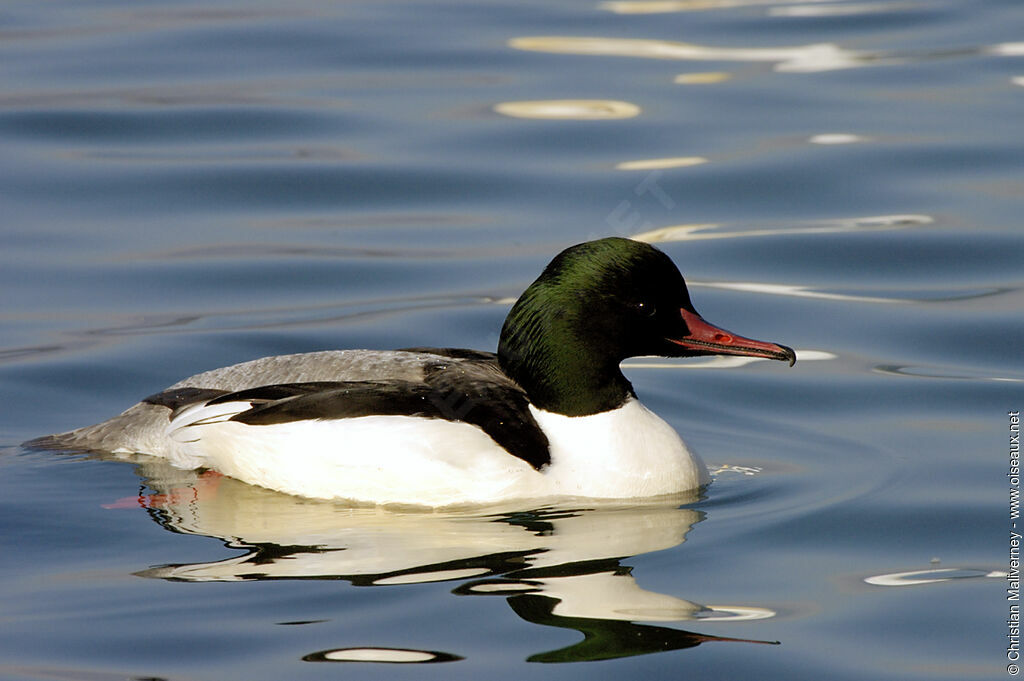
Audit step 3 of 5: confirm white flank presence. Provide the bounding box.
[162,397,707,506]
[167,411,542,506]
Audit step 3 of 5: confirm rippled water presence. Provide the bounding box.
[1,1,1019,679]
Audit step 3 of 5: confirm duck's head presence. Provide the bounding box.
[498,237,795,416]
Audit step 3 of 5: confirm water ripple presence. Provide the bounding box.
[696,281,1013,305]
[864,567,1007,587]
[509,35,884,73]
[633,214,933,242]
[874,364,1024,383]
[494,99,641,120]
[616,156,708,170]
[304,647,461,664]
[768,2,916,17]
[600,0,839,13]
[510,35,1024,74]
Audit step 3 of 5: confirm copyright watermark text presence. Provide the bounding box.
[1009,410,1020,675]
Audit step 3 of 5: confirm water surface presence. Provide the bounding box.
[1,0,1020,679]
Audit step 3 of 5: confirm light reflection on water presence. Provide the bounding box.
[864,567,1008,587]
[600,0,847,15]
[494,99,642,120]
[509,33,1024,74]
[509,35,887,73]
[632,214,935,243]
[616,156,709,170]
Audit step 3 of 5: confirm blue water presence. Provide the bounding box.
[1,0,1020,678]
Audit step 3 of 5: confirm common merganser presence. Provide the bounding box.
[28,237,795,506]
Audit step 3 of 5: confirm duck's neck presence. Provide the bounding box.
[498,316,635,418]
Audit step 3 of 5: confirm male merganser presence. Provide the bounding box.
[29,237,795,506]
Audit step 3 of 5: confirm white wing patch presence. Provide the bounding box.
[164,400,261,468]
[169,400,256,439]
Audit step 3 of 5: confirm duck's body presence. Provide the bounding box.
[29,238,794,506]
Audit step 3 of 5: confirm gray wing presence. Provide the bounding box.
[167,349,452,390]
[25,349,501,456]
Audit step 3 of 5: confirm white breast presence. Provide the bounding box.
[530,398,709,498]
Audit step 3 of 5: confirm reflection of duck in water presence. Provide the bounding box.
[124,462,777,663]
[32,238,794,506]
[504,589,777,663]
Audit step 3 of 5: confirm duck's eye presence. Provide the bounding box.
[635,301,657,317]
